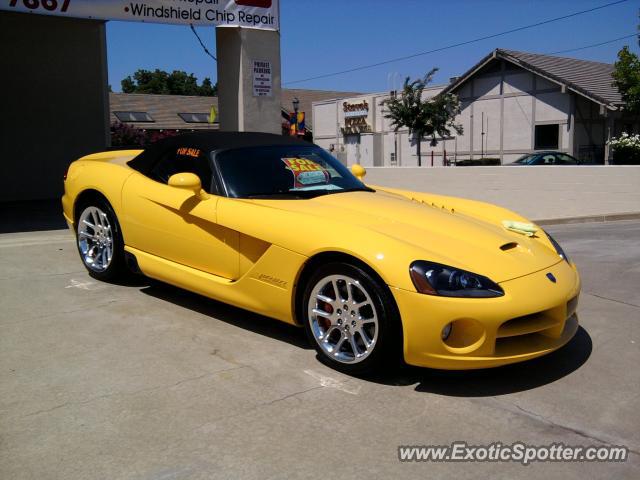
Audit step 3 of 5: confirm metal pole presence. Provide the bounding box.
[454,136,458,165]
[481,111,485,158]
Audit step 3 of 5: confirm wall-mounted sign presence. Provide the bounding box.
[342,119,372,134]
[342,101,371,133]
[343,101,369,119]
[1,0,279,30]
[253,60,272,97]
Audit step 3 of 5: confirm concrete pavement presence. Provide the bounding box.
[0,222,639,479]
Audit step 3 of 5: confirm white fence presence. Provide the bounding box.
[363,166,640,221]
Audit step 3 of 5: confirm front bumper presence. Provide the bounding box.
[393,260,581,369]
[61,193,74,231]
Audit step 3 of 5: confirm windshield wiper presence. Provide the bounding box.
[245,187,374,199]
[323,187,375,195]
[245,190,320,199]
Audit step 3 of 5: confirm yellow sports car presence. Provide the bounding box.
[62,132,580,374]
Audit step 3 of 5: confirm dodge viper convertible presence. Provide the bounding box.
[62,132,580,374]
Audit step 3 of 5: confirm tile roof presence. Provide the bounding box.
[109,88,361,131]
[443,49,622,108]
[110,92,218,130]
[499,49,622,106]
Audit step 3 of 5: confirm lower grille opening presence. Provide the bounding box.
[495,331,551,354]
[497,311,561,339]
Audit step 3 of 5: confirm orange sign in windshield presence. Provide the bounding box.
[282,157,330,188]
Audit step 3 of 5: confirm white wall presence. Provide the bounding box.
[502,96,533,151]
[362,166,640,221]
[503,71,532,94]
[535,91,569,122]
[473,98,501,153]
[312,102,338,139]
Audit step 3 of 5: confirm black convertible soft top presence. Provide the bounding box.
[128,131,311,174]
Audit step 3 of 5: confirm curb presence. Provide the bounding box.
[535,212,640,226]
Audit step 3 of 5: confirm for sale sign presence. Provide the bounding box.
[1,0,280,30]
[282,158,331,189]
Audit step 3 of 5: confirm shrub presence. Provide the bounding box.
[110,121,179,147]
[110,121,145,147]
[147,129,178,144]
[607,132,640,165]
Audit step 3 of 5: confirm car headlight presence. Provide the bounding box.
[409,261,504,298]
[545,231,570,263]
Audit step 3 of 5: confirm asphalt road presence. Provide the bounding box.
[1,221,639,479]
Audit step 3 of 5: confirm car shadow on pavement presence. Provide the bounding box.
[361,326,593,397]
[139,279,312,350]
[135,278,592,396]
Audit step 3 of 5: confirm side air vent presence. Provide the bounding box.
[500,242,519,251]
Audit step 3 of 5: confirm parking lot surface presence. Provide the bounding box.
[1,221,639,479]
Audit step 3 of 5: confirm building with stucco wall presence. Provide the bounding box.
[312,49,634,167]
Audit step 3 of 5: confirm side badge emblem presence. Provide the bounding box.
[546,273,557,283]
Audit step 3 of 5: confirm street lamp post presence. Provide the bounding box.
[292,97,300,135]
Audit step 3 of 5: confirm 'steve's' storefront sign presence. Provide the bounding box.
[342,100,371,134]
[343,101,369,119]
[1,0,279,30]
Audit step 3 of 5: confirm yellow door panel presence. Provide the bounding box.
[121,173,240,280]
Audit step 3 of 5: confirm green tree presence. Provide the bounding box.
[121,69,217,96]
[383,69,462,166]
[199,77,218,96]
[612,46,640,117]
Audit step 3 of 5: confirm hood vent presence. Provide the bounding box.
[500,242,519,251]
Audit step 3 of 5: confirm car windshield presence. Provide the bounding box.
[216,145,372,199]
[513,154,538,165]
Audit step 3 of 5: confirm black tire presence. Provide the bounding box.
[75,196,127,282]
[302,262,402,375]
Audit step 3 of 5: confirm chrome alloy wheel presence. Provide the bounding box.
[307,274,379,364]
[77,206,114,272]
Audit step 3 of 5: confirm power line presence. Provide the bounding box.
[547,33,638,55]
[284,0,628,85]
[190,24,217,62]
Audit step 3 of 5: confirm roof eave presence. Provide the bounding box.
[498,50,618,111]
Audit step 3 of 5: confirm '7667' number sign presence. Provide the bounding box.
[9,0,71,11]
[2,0,280,30]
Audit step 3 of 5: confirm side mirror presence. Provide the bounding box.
[351,164,367,181]
[168,172,203,196]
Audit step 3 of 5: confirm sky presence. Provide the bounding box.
[106,0,640,94]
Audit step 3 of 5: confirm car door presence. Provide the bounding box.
[121,145,240,280]
[554,153,579,165]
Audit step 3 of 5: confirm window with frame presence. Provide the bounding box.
[149,147,215,193]
[534,124,559,150]
[178,113,214,124]
[113,111,155,123]
[539,154,556,165]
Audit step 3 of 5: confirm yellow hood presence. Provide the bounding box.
[248,189,561,283]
